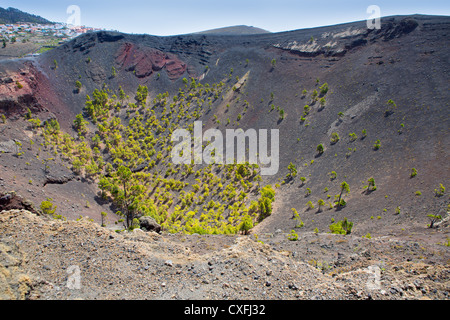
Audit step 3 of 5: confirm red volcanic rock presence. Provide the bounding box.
[115,43,187,80]
[0,65,47,117]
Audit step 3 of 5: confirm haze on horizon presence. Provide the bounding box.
[1,0,449,36]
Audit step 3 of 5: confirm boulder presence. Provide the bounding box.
[139,216,161,234]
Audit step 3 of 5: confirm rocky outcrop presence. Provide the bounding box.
[139,215,161,233]
[115,43,187,80]
[379,18,419,41]
[0,191,40,215]
[43,174,75,186]
[274,18,419,57]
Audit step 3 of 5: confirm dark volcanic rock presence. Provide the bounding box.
[43,174,75,186]
[0,191,40,215]
[139,216,161,233]
[97,31,125,43]
[382,18,419,40]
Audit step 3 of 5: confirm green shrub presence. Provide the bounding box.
[305,188,312,197]
[287,230,298,241]
[367,177,376,191]
[331,132,340,144]
[427,214,442,228]
[239,215,253,235]
[329,218,353,235]
[319,83,329,95]
[434,184,445,197]
[40,200,57,215]
[316,143,324,154]
[361,129,367,139]
[286,162,297,179]
[373,139,381,150]
[329,171,337,180]
[75,80,82,93]
[349,132,357,142]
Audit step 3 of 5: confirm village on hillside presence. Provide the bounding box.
[0,22,103,57]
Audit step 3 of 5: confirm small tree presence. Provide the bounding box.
[331,132,340,144]
[319,82,329,95]
[75,80,82,93]
[361,129,367,139]
[45,118,60,135]
[316,143,324,154]
[305,188,312,197]
[299,176,306,186]
[329,171,337,180]
[319,97,326,108]
[317,199,325,212]
[292,208,304,228]
[373,139,381,150]
[271,58,276,69]
[24,108,32,120]
[287,230,298,241]
[239,214,253,235]
[367,177,376,191]
[410,168,417,178]
[118,86,126,105]
[385,99,397,116]
[427,214,442,228]
[349,132,357,142]
[329,217,353,235]
[287,162,297,180]
[28,118,41,130]
[14,140,22,156]
[40,200,57,215]
[434,184,445,197]
[337,181,350,207]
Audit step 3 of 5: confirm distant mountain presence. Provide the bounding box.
[0,7,54,24]
[195,25,270,35]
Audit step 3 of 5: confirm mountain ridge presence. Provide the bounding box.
[193,25,271,35]
[0,7,54,24]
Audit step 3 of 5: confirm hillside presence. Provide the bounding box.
[0,14,448,300]
[195,25,270,35]
[0,7,53,24]
[1,209,448,300]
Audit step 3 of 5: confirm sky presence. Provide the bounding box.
[1,0,449,36]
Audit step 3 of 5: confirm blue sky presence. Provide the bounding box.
[2,0,449,35]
